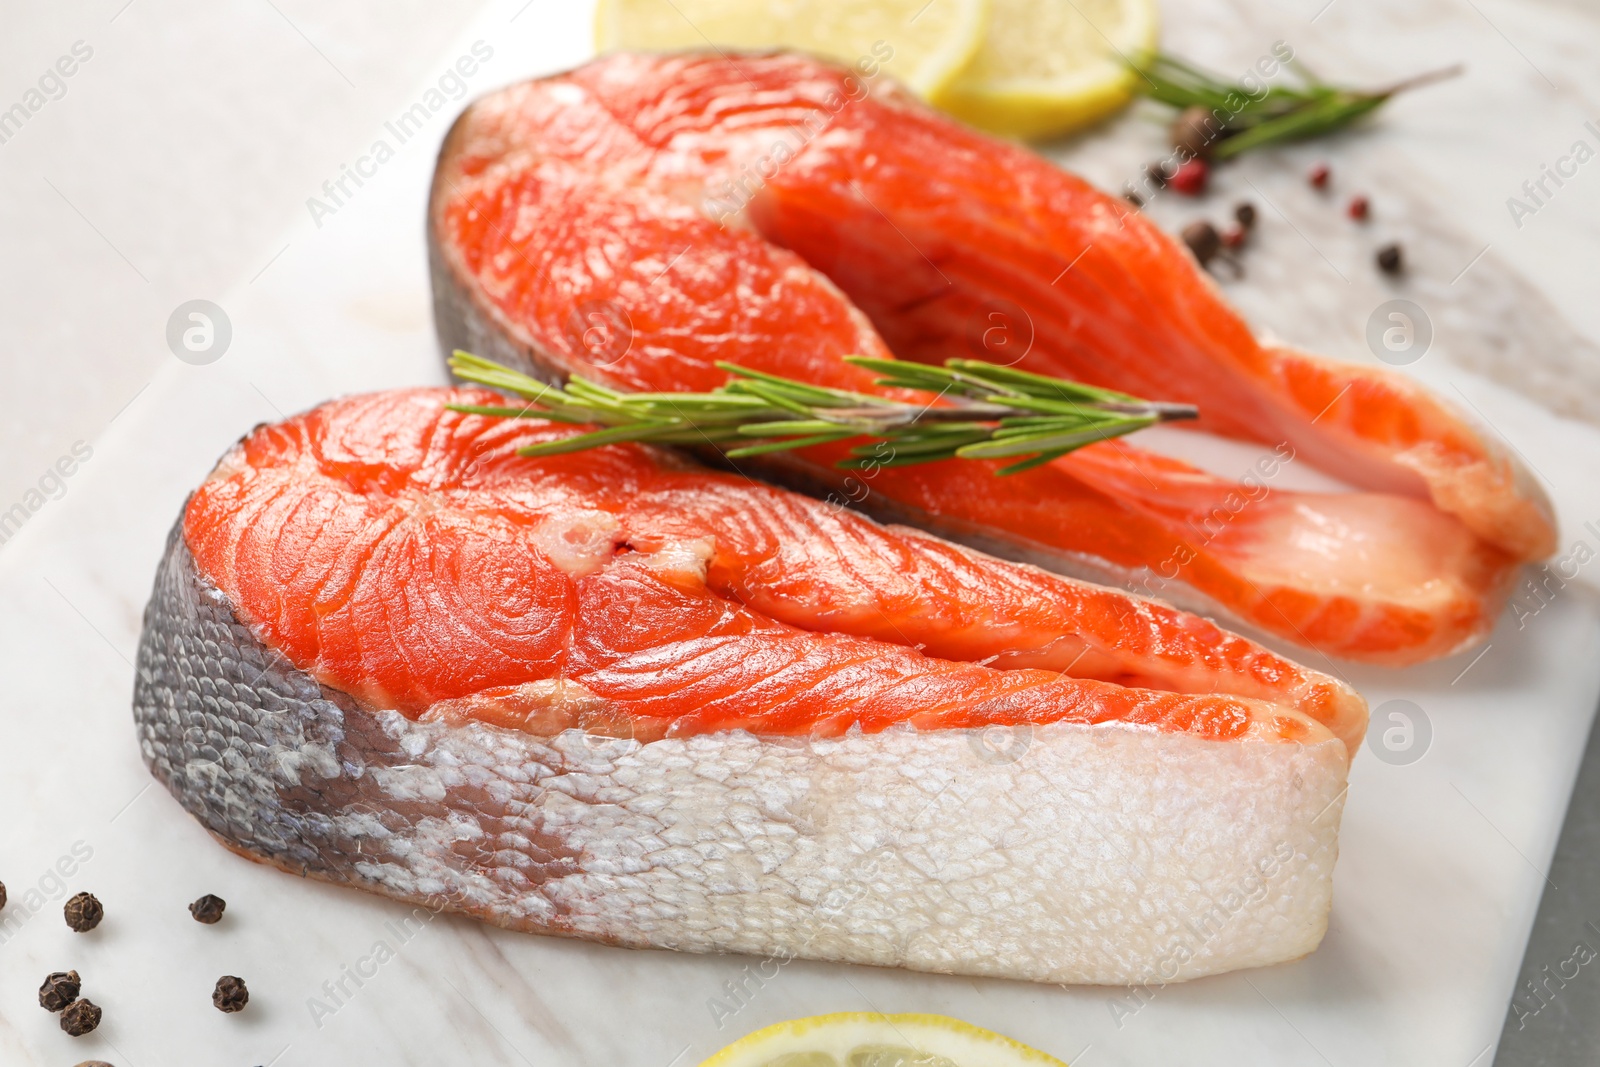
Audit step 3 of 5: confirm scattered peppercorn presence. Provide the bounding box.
[189,894,227,924]
[39,970,82,1012]
[1308,162,1331,189]
[64,892,103,933]
[1169,158,1209,197]
[0,879,7,911]
[1234,202,1257,230]
[1221,225,1247,250]
[1171,104,1223,159]
[213,975,249,1013]
[1377,243,1404,274]
[1122,188,1144,208]
[1181,220,1223,267]
[1348,195,1370,220]
[60,998,101,1037]
[1144,161,1170,189]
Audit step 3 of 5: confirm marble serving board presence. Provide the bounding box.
[3,1,1600,1065]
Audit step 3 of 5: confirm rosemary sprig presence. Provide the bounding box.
[1132,52,1461,159]
[447,351,1197,476]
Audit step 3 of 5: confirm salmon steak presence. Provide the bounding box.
[134,389,1361,985]
[427,51,1556,666]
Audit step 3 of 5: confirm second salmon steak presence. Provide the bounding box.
[428,51,1554,665]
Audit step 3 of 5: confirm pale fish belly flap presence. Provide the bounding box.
[133,517,1348,985]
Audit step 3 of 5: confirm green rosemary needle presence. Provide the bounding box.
[1132,52,1461,160]
[447,350,1197,476]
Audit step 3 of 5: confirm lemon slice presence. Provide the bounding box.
[594,0,991,99]
[699,1013,1069,1067]
[935,0,1159,140]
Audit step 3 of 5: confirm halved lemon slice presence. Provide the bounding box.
[935,0,1159,140]
[699,1013,1069,1067]
[593,0,991,99]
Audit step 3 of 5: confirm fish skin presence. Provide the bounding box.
[425,51,1542,666]
[134,392,1351,984]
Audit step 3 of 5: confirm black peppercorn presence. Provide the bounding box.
[1377,243,1403,274]
[1171,104,1224,158]
[64,892,103,932]
[1181,220,1223,267]
[1234,202,1257,230]
[189,894,227,924]
[60,998,101,1036]
[213,975,249,1013]
[39,970,81,1012]
[0,879,7,911]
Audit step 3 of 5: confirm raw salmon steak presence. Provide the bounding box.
[134,389,1361,985]
[427,51,1555,666]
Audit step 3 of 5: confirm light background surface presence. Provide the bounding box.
[2,1,1599,1065]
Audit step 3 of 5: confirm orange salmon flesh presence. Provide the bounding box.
[183,389,1365,754]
